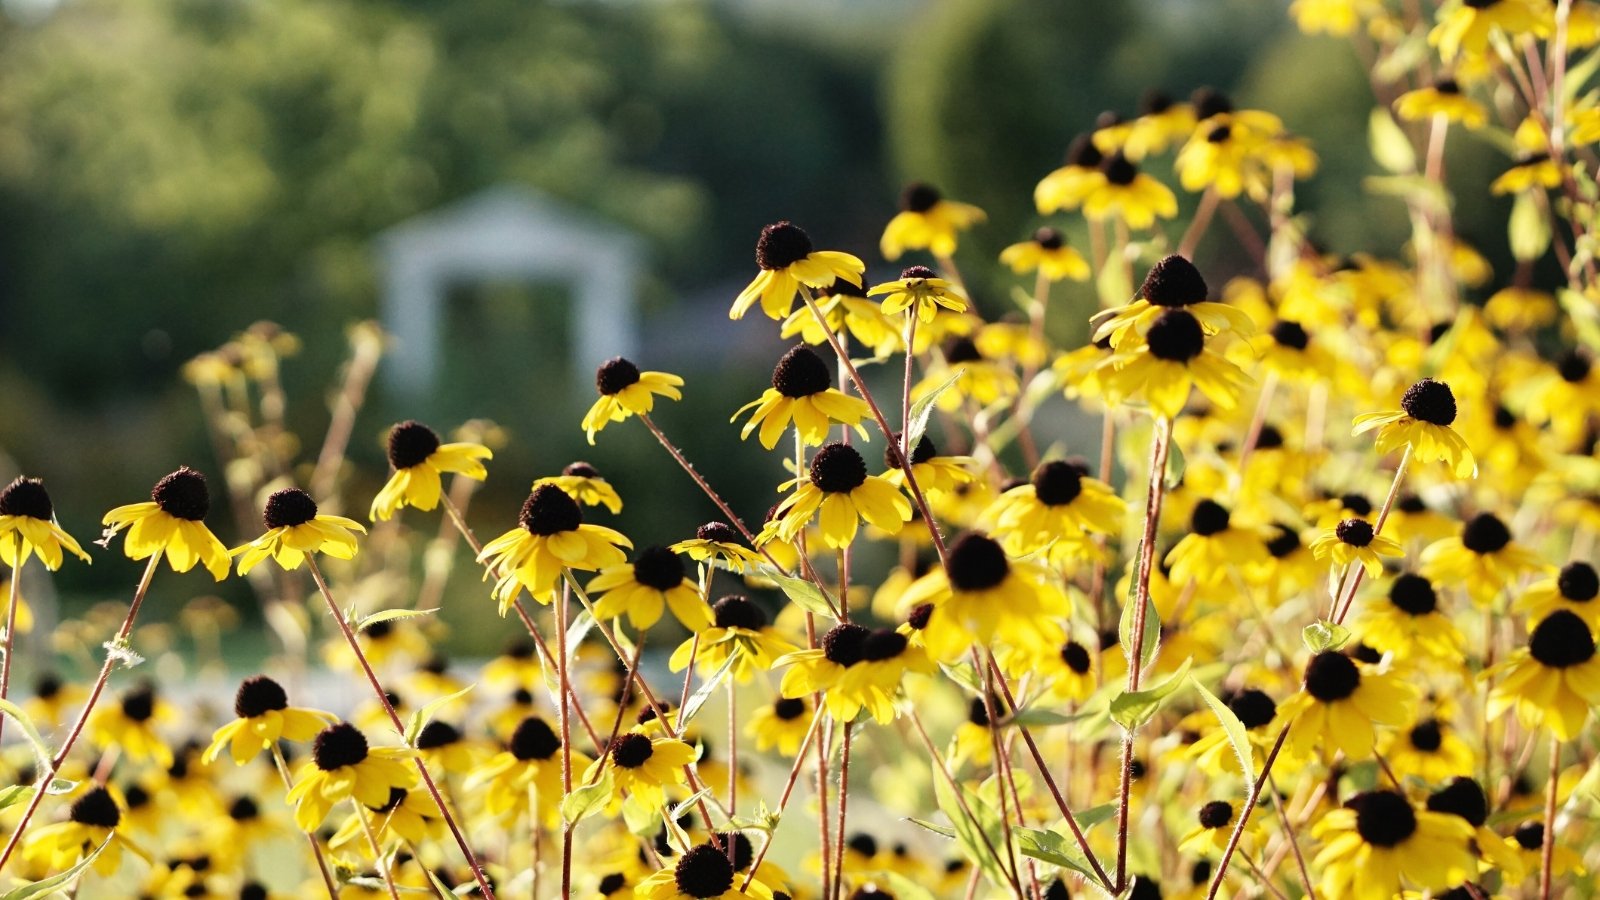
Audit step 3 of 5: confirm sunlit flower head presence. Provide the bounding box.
[1036,134,1108,214]
[101,467,229,580]
[1311,789,1476,899]
[1395,78,1488,129]
[464,716,579,827]
[583,731,696,809]
[285,722,416,833]
[1094,255,1255,351]
[635,842,759,900]
[670,521,764,574]
[1282,650,1415,759]
[1100,309,1252,419]
[1430,0,1546,62]
[204,675,336,766]
[0,476,89,571]
[1486,609,1600,740]
[580,357,684,444]
[1353,379,1477,478]
[670,595,799,683]
[1310,517,1405,579]
[868,266,969,323]
[369,421,492,521]
[1082,151,1179,228]
[998,227,1090,282]
[733,345,871,449]
[982,458,1125,555]
[588,545,713,632]
[899,532,1049,661]
[879,182,986,260]
[1420,511,1547,605]
[535,461,624,515]
[732,221,865,321]
[770,442,911,549]
[1515,562,1600,628]
[478,484,632,612]
[22,786,133,877]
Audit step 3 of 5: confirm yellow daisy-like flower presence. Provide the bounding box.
[0,476,90,571]
[462,716,578,827]
[329,785,442,854]
[203,676,336,766]
[1358,573,1464,663]
[88,682,177,768]
[1419,512,1548,606]
[879,182,986,260]
[1179,800,1261,856]
[982,459,1124,555]
[580,357,684,444]
[731,220,866,321]
[1310,517,1405,578]
[670,521,764,574]
[882,434,974,497]
[25,671,85,731]
[669,595,799,683]
[582,731,696,810]
[22,787,133,878]
[1385,717,1476,783]
[1423,777,1527,881]
[1175,120,1270,200]
[1100,309,1252,419]
[1185,688,1283,779]
[1485,610,1600,740]
[747,696,813,755]
[897,532,1052,662]
[229,487,366,575]
[769,442,911,550]
[1282,650,1416,759]
[733,345,871,449]
[1311,790,1476,899]
[1082,150,1179,229]
[868,265,968,324]
[535,461,624,515]
[1291,0,1383,35]
[779,277,903,358]
[1483,285,1558,331]
[1035,134,1108,214]
[1394,79,1488,129]
[285,722,417,833]
[1092,256,1256,351]
[1508,821,1586,880]
[1165,500,1270,590]
[1430,0,1546,62]
[1352,378,1477,478]
[828,625,935,724]
[588,545,713,632]
[478,484,632,612]
[1098,91,1198,159]
[369,421,492,522]
[634,843,759,900]
[1514,562,1600,628]
[1490,152,1564,195]
[998,227,1090,282]
[1245,319,1340,384]
[100,467,230,581]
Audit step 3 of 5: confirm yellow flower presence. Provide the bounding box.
[88,682,177,768]
[1096,91,1198,159]
[583,731,696,810]
[100,467,229,580]
[1178,800,1261,856]
[1353,379,1477,478]
[982,459,1124,555]
[24,671,85,731]
[1311,790,1476,899]
[329,786,442,854]
[1420,512,1548,606]
[230,488,366,575]
[535,461,624,515]
[1036,134,1108,214]
[733,345,871,449]
[897,532,1054,662]
[1394,79,1488,128]
[478,484,632,612]
[22,787,133,877]
[369,421,492,521]
[868,265,968,323]
[1310,517,1405,578]
[1165,500,1270,589]
[634,843,760,900]
[998,227,1089,281]
[1430,0,1546,61]
[776,622,931,722]
[588,545,713,632]
[1282,650,1416,759]
[1514,562,1600,628]
[463,716,577,827]
[580,357,684,444]
[732,221,865,320]
[779,277,903,358]
[879,182,986,260]
[1081,151,1178,228]
[1100,310,1252,419]
[203,676,336,766]
[1291,0,1383,35]
[1185,688,1284,779]
[1244,319,1341,384]
[1385,717,1476,783]
[882,434,974,497]
[670,521,764,574]
[1485,610,1600,740]
[1423,778,1527,881]
[770,443,911,549]
[1175,121,1270,200]
[1094,256,1256,351]
[747,696,812,755]
[1490,153,1564,194]
[0,476,90,571]
[285,722,417,833]
[1358,573,1464,663]
[669,596,799,683]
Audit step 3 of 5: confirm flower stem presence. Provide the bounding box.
[356,803,403,900]
[830,721,853,900]
[1206,726,1290,900]
[270,745,339,898]
[556,588,574,900]
[0,538,23,749]
[1541,736,1561,900]
[1332,444,1411,625]
[1177,187,1220,259]
[738,705,825,891]
[305,558,496,900]
[0,553,161,874]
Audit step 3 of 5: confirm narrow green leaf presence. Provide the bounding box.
[1118,585,1161,674]
[561,767,613,825]
[565,609,596,662]
[906,368,965,449]
[1163,439,1186,491]
[668,788,712,823]
[1013,827,1102,886]
[1193,679,1256,786]
[759,566,835,617]
[404,684,475,745]
[938,662,984,696]
[1,837,111,899]
[1368,107,1416,174]
[881,872,938,900]
[1509,191,1551,262]
[907,817,957,839]
[621,794,660,837]
[680,654,736,729]
[0,785,30,813]
[1005,707,1093,729]
[1302,620,1351,654]
[1108,658,1193,732]
[354,607,438,633]
[0,699,53,773]
[932,764,1007,888]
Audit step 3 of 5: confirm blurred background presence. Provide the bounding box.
[0,0,1508,659]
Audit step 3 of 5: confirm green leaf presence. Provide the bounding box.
[565,609,597,662]
[0,699,53,773]
[353,607,438,633]
[668,788,712,823]
[1368,107,1417,174]
[1108,658,1192,732]
[1118,586,1161,674]
[1005,706,1093,729]
[1302,620,1351,653]
[661,804,694,855]
[907,817,957,839]
[0,785,30,813]
[1,836,111,899]
[1193,679,1256,786]
[1509,191,1551,262]
[1564,46,1600,102]
[932,764,1008,888]
[1163,439,1186,491]
[621,794,660,837]
[759,566,835,617]
[679,654,736,728]
[906,367,965,450]
[938,661,984,696]
[423,867,463,898]
[561,767,613,825]
[1013,827,1103,887]
[404,684,475,745]
[881,872,938,900]
[726,800,781,834]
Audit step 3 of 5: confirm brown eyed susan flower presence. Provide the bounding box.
[204,676,336,766]
[882,434,974,497]
[328,785,442,853]
[731,221,866,321]
[1310,517,1405,578]
[998,227,1090,282]
[1419,511,1547,606]
[1394,78,1488,129]
[779,276,902,358]
[285,722,416,833]
[580,357,684,444]
[1507,822,1586,880]
[1424,778,1526,880]
[1281,650,1416,759]
[829,626,935,724]
[983,459,1124,556]
[1310,790,1476,899]
[879,182,985,260]
[1384,717,1475,783]
[1358,573,1464,663]
[1094,255,1255,351]
[582,731,696,810]
[1175,119,1270,200]
[1165,500,1270,589]
[1353,378,1477,478]
[733,345,871,449]
[101,467,229,580]
[776,622,865,720]
[230,487,366,575]
[22,786,135,877]
[1035,134,1107,214]
[634,842,760,900]
[1100,308,1252,419]
[1178,800,1262,856]
[1290,0,1383,36]
[0,476,90,571]
[1485,609,1600,740]
[769,442,911,549]
[535,461,624,515]
[588,545,713,632]
[897,532,1051,662]
[746,696,812,756]
[671,521,763,574]
[1081,150,1178,229]
[1186,688,1283,778]
[1515,562,1600,628]
[1429,0,1545,62]
[368,420,492,522]
[477,484,632,613]
[868,266,968,323]
[464,716,580,827]
[911,338,1019,412]
[88,682,177,768]
[669,595,798,683]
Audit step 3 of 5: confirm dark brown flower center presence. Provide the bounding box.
[263,488,317,529]
[1389,573,1439,615]
[1141,255,1209,308]
[1190,500,1231,536]
[152,467,210,521]
[595,357,641,395]
[631,546,685,591]
[510,716,561,761]
[1559,562,1599,601]
[0,477,52,520]
[1350,790,1417,847]
[810,443,867,494]
[1426,777,1488,827]
[946,532,1010,592]
[822,622,870,666]
[772,345,832,398]
[69,787,121,829]
[609,732,654,768]
[313,722,369,771]
[1461,512,1510,554]
[1198,800,1233,829]
[900,182,942,213]
[1400,378,1458,426]
[675,844,735,898]
[755,221,814,270]
[1060,641,1092,674]
[713,595,768,631]
[1335,518,1375,547]
[1146,310,1205,362]
[234,675,288,718]
[1529,609,1596,667]
[519,485,582,536]
[1032,459,1088,506]
[1304,651,1360,702]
